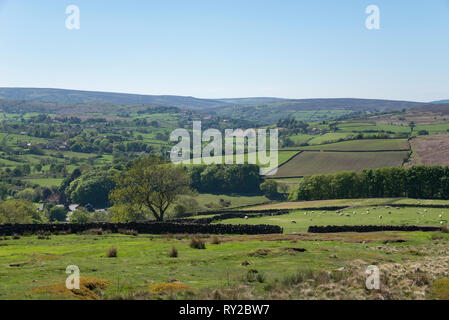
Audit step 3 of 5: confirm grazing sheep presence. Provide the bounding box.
[441,221,444,225]
[388,211,392,214]
[291,220,297,224]
[244,216,249,220]
[424,209,428,212]
[379,215,383,220]
[440,214,443,219]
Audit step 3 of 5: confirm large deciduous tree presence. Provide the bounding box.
[110,157,191,222]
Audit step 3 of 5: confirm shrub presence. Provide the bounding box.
[189,237,206,249]
[260,180,280,199]
[0,200,42,224]
[106,247,117,258]
[219,199,231,208]
[168,246,178,258]
[246,269,265,283]
[48,206,67,222]
[173,198,200,218]
[68,208,91,224]
[37,232,51,240]
[12,234,20,240]
[211,236,221,245]
[442,226,449,233]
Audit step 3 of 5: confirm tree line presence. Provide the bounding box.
[290,166,449,201]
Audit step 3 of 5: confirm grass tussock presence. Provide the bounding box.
[106,247,118,258]
[211,236,221,245]
[248,249,272,257]
[31,277,111,300]
[37,232,51,240]
[246,269,266,283]
[407,270,431,287]
[190,238,206,250]
[168,246,178,258]
[118,229,138,236]
[149,283,192,295]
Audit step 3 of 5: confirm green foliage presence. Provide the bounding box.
[0,183,8,201]
[290,165,449,201]
[110,157,191,221]
[68,208,90,224]
[67,169,117,208]
[173,198,200,218]
[188,164,262,194]
[48,206,67,222]
[0,200,42,224]
[260,180,280,199]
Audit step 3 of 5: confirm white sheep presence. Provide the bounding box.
[439,214,443,219]
[379,215,383,220]
[291,220,297,224]
[244,216,249,219]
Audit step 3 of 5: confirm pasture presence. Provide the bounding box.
[219,206,449,234]
[273,151,409,177]
[1,227,448,300]
[299,139,409,151]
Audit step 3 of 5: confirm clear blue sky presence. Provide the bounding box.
[0,0,448,102]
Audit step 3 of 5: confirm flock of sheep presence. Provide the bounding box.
[288,206,446,225]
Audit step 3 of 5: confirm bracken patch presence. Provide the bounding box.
[148,283,192,295]
[430,278,449,300]
[31,277,111,300]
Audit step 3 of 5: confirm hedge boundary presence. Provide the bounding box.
[0,222,282,236]
[308,225,442,233]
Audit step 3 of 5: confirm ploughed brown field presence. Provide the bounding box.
[409,134,449,167]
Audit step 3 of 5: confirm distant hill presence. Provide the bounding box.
[0,88,426,124]
[216,97,287,105]
[411,103,449,115]
[212,98,425,124]
[432,100,449,104]
[0,88,228,111]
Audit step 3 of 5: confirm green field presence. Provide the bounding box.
[337,122,411,134]
[219,206,449,234]
[176,193,270,212]
[273,151,409,177]
[414,123,449,134]
[299,139,409,151]
[24,178,64,188]
[1,213,448,300]
[307,133,354,145]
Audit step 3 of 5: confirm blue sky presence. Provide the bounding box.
[0,0,448,101]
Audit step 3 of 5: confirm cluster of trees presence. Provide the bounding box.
[277,118,309,135]
[290,166,449,201]
[188,164,262,194]
[0,200,43,224]
[59,168,117,208]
